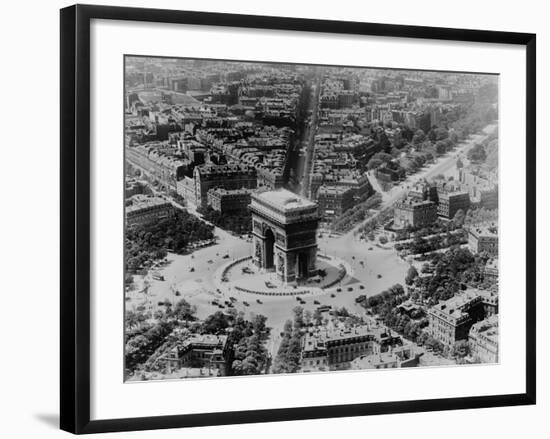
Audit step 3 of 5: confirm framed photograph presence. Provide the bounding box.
[60,4,536,434]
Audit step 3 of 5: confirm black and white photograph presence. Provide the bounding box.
[124,56,500,381]
[0,0,541,436]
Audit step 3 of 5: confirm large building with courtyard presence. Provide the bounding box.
[427,289,498,348]
[250,189,319,283]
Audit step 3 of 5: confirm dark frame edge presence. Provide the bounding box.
[60,4,77,434]
[78,393,533,434]
[61,4,93,434]
[524,34,536,404]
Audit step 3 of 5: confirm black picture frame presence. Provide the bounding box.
[60,4,536,434]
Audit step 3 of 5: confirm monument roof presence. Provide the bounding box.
[254,189,316,212]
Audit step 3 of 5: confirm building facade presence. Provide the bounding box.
[394,198,438,229]
[468,225,499,256]
[316,185,355,219]
[301,325,402,372]
[468,315,499,363]
[207,188,252,213]
[437,190,470,219]
[427,290,486,348]
[193,164,257,208]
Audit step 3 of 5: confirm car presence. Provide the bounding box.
[243,301,249,306]
[347,287,353,292]
[256,299,263,304]
[207,260,214,264]
[189,267,195,272]
[229,296,237,302]
[223,254,230,259]
[330,293,335,298]
[359,285,365,290]
[313,300,320,305]
[336,288,342,292]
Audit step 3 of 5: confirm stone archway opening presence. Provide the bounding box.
[297,253,309,279]
[264,228,275,270]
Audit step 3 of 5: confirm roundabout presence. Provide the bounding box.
[214,253,353,297]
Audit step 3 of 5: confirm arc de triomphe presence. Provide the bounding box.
[249,189,319,283]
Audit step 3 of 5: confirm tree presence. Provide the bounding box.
[433,127,449,141]
[405,266,419,286]
[412,129,426,145]
[467,143,487,163]
[292,306,304,329]
[453,209,466,227]
[367,158,383,170]
[451,340,470,359]
[169,299,196,322]
[201,311,229,334]
[312,309,323,325]
[435,140,447,155]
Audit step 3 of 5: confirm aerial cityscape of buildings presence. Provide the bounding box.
[124,56,499,381]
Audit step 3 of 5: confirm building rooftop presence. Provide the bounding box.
[302,323,397,354]
[350,344,418,369]
[469,314,499,343]
[429,290,482,324]
[397,197,436,208]
[126,195,171,213]
[469,224,498,237]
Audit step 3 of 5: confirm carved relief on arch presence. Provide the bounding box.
[277,253,285,275]
[253,220,262,234]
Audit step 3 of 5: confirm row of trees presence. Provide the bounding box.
[365,101,498,177]
[231,314,270,376]
[394,231,467,255]
[125,210,214,272]
[330,193,382,233]
[271,307,307,374]
[394,220,463,242]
